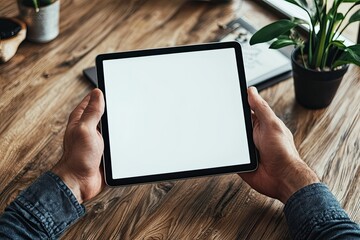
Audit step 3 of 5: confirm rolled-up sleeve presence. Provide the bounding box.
[0,172,85,239]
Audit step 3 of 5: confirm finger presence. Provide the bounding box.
[247,87,277,123]
[80,88,105,128]
[68,93,92,125]
[251,112,258,126]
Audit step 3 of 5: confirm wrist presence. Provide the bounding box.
[278,162,320,204]
[52,167,84,204]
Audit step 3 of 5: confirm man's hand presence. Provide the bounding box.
[52,89,105,204]
[239,87,319,203]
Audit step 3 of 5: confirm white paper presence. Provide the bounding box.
[221,30,291,85]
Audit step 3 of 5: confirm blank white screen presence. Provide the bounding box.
[103,48,251,179]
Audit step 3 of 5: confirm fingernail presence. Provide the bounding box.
[249,86,258,94]
[90,89,100,99]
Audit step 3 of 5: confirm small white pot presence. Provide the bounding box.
[18,0,60,43]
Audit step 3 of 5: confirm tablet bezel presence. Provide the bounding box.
[96,42,258,186]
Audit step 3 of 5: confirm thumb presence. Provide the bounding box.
[80,89,105,127]
[247,87,276,123]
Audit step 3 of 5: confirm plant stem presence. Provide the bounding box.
[314,2,328,68]
[330,48,339,69]
[32,0,39,12]
[301,46,308,69]
[321,2,339,68]
[338,22,350,38]
[314,0,322,25]
[335,3,358,39]
[308,29,313,65]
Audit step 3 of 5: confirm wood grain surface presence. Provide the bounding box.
[0,0,359,239]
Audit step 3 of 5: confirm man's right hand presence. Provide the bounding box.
[239,87,319,204]
[52,89,105,204]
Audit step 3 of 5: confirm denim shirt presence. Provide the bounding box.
[0,172,85,239]
[284,183,360,239]
[0,172,359,239]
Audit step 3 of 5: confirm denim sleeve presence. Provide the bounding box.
[0,172,85,239]
[284,183,360,240]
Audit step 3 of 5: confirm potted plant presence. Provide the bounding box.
[18,0,60,43]
[250,0,360,109]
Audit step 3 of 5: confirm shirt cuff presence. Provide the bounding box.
[15,171,85,238]
[284,183,351,240]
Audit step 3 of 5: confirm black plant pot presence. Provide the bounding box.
[291,48,349,109]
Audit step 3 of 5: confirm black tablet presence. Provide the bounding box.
[96,42,258,186]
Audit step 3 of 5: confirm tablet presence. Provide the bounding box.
[96,42,258,186]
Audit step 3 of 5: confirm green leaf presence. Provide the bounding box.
[293,17,309,25]
[284,0,305,8]
[349,9,360,24]
[313,0,325,25]
[331,40,346,49]
[277,35,291,40]
[297,0,308,7]
[341,0,360,3]
[333,45,360,67]
[250,20,297,45]
[269,39,298,49]
[331,13,345,23]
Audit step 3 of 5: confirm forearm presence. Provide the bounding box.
[278,161,320,203]
[284,183,360,240]
[0,172,85,239]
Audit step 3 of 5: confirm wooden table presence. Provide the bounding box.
[1,0,359,239]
